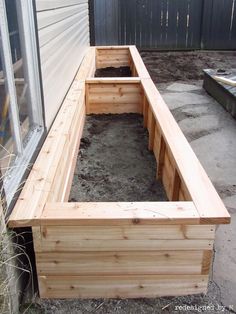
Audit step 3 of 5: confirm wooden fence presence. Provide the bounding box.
[90,0,236,50]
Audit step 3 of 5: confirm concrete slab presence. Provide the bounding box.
[162,92,210,110]
[160,84,236,310]
[166,82,202,92]
[178,115,220,139]
[180,104,209,116]
[190,128,236,187]
[224,194,236,210]
[213,212,236,309]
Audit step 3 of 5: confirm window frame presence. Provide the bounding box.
[0,0,45,207]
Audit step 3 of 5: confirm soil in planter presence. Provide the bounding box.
[95,66,132,77]
[70,113,168,202]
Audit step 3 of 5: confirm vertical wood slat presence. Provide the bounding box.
[201,250,213,275]
[172,170,181,201]
[157,136,166,179]
[143,96,148,128]
[85,82,90,114]
[148,110,155,151]
[92,0,236,50]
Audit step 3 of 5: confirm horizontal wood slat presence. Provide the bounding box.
[96,47,130,69]
[38,275,209,298]
[86,82,142,114]
[41,225,215,240]
[41,202,200,226]
[38,238,213,252]
[37,251,204,275]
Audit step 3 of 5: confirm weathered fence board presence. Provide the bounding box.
[91,0,236,50]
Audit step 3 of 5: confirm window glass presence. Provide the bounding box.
[0,48,15,177]
[5,0,32,143]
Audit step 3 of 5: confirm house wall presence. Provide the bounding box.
[36,0,90,129]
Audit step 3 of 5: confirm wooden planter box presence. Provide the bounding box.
[8,46,230,299]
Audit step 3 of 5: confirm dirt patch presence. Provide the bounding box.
[95,66,132,77]
[70,113,167,202]
[140,50,236,84]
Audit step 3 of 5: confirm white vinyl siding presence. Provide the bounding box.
[36,0,90,128]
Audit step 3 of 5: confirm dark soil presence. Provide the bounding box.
[95,66,132,77]
[69,114,167,202]
[140,50,236,84]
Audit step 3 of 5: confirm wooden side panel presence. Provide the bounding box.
[34,222,214,298]
[142,78,230,224]
[37,251,204,275]
[87,82,142,114]
[38,275,209,298]
[48,94,86,202]
[37,224,214,252]
[96,47,130,69]
[179,181,192,201]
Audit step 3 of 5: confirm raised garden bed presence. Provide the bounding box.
[8,46,230,299]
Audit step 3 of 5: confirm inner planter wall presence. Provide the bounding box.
[8,46,230,299]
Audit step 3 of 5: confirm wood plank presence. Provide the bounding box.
[162,150,175,200]
[142,78,230,224]
[86,78,141,83]
[157,136,166,179]
[48,95,85,201]
[96,48,130,69]
[201,250,213,275]
[88,92,141,104]
[172,170,181,201]
[129,46,150,78]
[147,109,155,151]
[37,251,204,276]
[88,103,142,115]
[87,81,142,114]
[61,111,86,201]
[39,238,213,252]
[41,225,215,241]
[38,274,209,298]
[32,227,42,253]
[41,202,200,226]
[143,96,148,127]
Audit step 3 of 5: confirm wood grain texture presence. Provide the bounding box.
[41,202,200,226]
[37,251,204,275]
[96,47,130,69]
[86,81,142,114]
[38,275,209,298]
[37,0,90,128]
[141,78,230,224]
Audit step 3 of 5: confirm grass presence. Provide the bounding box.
[0,146,34,314]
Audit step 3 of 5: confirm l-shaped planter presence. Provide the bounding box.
[8,46,230,299]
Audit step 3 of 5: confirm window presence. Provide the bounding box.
[0,0,44,207]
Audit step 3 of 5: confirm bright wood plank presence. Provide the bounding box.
[40,225,215,241]
[41,202,200,226]
[37,251,204,275]
[38,275,208,298]
[142,78,230,224]
[129,46,150,78]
